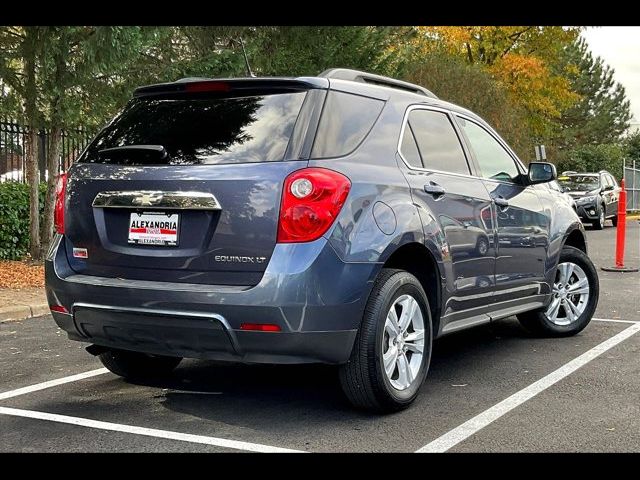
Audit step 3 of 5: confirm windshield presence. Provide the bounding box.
[558,175,600,192]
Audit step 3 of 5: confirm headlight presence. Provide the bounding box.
[576,195,597,205]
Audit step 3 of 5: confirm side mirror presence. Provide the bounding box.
[528,162,556,185]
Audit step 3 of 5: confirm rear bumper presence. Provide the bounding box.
[46,235,378,364]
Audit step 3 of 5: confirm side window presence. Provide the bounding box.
[457,117,520,183]
[607,174,617,187]
[400,124,422,168]
[408,110,470,175]
[610,175,619,187]
[311,91,384,158]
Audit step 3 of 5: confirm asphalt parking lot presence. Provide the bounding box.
[1,221,639,452]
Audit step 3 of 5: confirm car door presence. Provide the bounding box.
[603,174,618,216]
[454,114,550,311]
[608,174,620,215]
[398,107,495,329]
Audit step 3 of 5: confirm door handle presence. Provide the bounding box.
[493,197,509,209]
[424,183,446,198]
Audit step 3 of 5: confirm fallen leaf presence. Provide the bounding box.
[0,260,44,288]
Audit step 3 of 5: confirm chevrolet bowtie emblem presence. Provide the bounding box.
[132,192,163,206]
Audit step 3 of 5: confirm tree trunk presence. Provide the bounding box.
[41,28,67,253]
[24,28,41,261]
[25,129,40,260]
[42,126,61,250]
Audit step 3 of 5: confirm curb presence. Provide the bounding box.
[0,303,50,323]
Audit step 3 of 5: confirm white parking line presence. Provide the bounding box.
[593,318,638,324]
[0,368,108,401]
[0,407,303,453]
[416,321,640,453]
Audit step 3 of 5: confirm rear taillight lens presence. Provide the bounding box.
[277,168,351,243]
[54,173,67,234]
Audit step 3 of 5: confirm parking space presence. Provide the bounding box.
[1,222,638,452]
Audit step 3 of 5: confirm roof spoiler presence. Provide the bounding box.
[133,77,329,98]
[319,68,438,99]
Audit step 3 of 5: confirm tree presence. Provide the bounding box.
[0,26,46,259]
[625,130,640,164]
[404,49,533,160]
[552,37,632,160]
[0,27,166,257]
[245,27,410,77]
[557,143,625,181]
[407,27,581,139]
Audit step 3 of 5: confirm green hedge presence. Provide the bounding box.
[0,182,47,260]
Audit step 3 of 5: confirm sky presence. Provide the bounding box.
[581,27,640,126]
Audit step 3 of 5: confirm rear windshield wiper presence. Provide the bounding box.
[98,145,168,160]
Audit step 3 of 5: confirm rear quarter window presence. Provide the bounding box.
[310,91,384,158]
[80,92,307,165]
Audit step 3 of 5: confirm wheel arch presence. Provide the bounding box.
[563,225,587,254]
[377,240,443,336]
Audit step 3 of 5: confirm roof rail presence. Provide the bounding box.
[319,68,438,99]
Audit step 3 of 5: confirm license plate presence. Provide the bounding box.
[128,212,179,246]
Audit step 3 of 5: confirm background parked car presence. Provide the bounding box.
[557,171,620,229]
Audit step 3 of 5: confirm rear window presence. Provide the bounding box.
[80,92,307,165]
[311,91,384,158]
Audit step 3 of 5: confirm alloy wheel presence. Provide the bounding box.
[382,294,425,391]
[545,262,590,326]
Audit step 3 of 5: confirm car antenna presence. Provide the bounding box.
[236,37,255,78]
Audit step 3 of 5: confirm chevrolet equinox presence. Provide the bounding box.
[46,69,599,412]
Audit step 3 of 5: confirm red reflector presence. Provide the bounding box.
[184,81,231,93]
[50,305,69,314]
[239,323,281,332]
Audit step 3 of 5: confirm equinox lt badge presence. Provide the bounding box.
[215,255,267,264]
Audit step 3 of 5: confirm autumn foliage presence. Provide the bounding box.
[402,27,582,142]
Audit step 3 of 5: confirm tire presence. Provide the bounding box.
[517,246,599,337]
[476,236,489,256]
[612,214,618,227]
[98,348,182,379]
[339,268,433,413]
[593,203,605,230]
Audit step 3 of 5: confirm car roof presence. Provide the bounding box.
[134,69,482,119]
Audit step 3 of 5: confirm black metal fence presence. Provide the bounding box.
[0,120,93,183]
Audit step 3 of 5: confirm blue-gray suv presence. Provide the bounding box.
[46,69,600,412]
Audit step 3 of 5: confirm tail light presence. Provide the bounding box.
[277,168,351,243]
[54,173,67,234]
